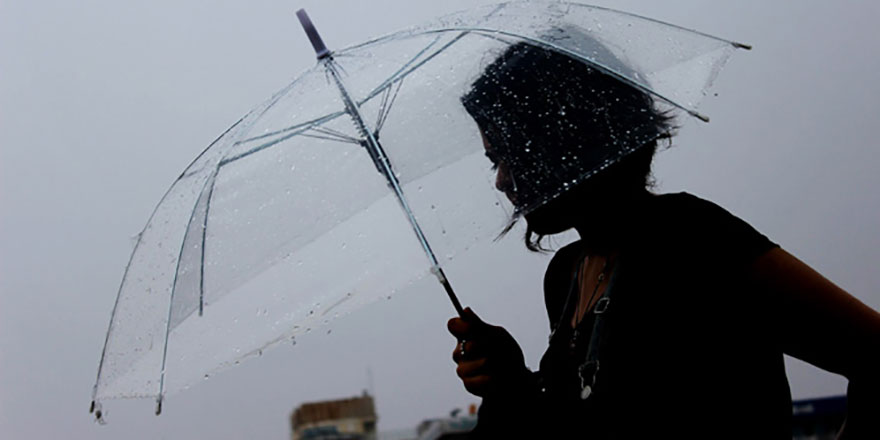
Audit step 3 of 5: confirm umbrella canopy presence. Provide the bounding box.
[91,0,748,419]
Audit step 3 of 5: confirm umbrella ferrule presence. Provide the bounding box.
[296,9,331,60]
[430,266,446,283]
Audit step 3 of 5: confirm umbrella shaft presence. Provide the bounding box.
[323,58,464,316]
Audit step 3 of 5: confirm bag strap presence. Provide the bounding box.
[578,256,621,400]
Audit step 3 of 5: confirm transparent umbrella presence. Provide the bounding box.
[91,0,749,420]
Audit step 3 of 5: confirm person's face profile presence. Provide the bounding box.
[480,129,518,205]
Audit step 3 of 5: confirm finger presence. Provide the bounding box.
[452,341,469,363]
[452,338,489,363]
[462,307,485,326]
[449,309,492,338]
[456,358,489,379]
[462,375,492,397]
[447,317,476,339]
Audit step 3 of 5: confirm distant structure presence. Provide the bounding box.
[291,391,378,440]
[413,405,478,440]
[792,395,846,440]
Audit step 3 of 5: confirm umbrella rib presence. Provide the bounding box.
[155,81,295,410]
[299,132,360,144]
[221,67,326,148]
[356,31,468,109]
[328,2,507,56]
[312,125,353,138]
[176,73,319,180]
[375,86,393,133]
[421,26,716,122]
[332,2,745,58]
[89,113,253,416]
[320,292,354,317]
[311,125,361,143]
[93,63,304,413]
[376,78,404,135]
[347,14,744,124]
[218,111,347,167]
[559,3,753,49]
[218,31,468,168]
[350,34,443,101]
[191,71,314,321]
[193,73,324,320]
[374,84,392,131]
[232,110,347,147]
[155,168,220,415]
[198,169,219,317]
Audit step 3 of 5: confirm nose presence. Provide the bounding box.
[495,164,517,198]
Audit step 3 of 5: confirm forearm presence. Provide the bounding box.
[748,248,880,438]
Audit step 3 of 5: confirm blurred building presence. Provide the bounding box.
[374,405,477,440]
[413,405,478,440]
[291,391,378,440]
[792,395,846,440]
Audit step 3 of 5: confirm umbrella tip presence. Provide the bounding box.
[155,396,163,416]
[91,400,107,425]
[732,41,752,50]
[296,9,331,60]
[693,111,711,123]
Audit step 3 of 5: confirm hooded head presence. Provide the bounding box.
[461,31,675,250]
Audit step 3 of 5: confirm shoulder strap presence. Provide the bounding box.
[578,256,622,400]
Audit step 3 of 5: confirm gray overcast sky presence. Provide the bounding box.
[1,0,879,439]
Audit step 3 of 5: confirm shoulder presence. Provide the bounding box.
[649,191,735,222]
[647,191,779,263]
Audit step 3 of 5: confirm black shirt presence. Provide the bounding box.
[471,192,789,438]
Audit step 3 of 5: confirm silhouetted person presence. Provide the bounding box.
[448,40,880,438]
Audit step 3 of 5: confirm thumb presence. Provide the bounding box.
[462,307,485,326]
